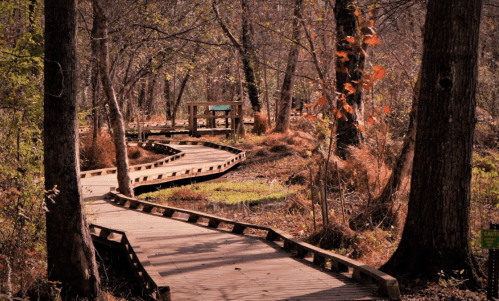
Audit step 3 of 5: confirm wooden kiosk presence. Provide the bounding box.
[187,101,244,137]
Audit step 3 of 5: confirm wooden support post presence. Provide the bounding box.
[192,105,198,137]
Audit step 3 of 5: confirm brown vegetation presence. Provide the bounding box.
[80,131,164,171]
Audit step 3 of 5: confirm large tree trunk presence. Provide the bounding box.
[334,0,365,158]
[381,0,483,286]
[274,0,303,133]
[92,0,134,197]
[44,0,100,298]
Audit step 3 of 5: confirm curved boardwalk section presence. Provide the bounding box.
[82,141,398,300]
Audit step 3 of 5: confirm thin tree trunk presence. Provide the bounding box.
[44,0,100,297]
[91,19,100,143]
[164,76,172,121]
[92,0,134,197]
[146,73,158,119]
[381,0,483,286]
[263,50,271,124]
[373,73,420,208]
[171,70,190,128]
[212,0,261,112]
[274,0,303,132]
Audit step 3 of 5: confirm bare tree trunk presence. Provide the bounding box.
[240,0,261,112]
[212,0,261,113]
[171,70,190,128]
[92,0,134,197]
[381,0,483,287]
[44,0,100,297]
[164,76,172,121]
[352,73,420,230]
[274,0,303,132]
[374,73,420,206]
[146,73,158,119]
[91,18,100,144]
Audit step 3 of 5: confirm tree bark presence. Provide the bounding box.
[212,0,261,112]
[146,73,158,119]
[381,0,483,286]
[240,0,261,112]
[164,76,172,121]
[334,0,365,158]
[91,16,100,144]
[44,0,100,298]
[171,70,190,128]
[92,0,134,197]
[274,0,303,132]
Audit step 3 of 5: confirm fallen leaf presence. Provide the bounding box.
[317,96,326,106]
[373,65,386,79]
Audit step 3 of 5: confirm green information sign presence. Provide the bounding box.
[482,229,499,249]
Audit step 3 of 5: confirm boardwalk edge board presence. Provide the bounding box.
[89,224,171,301]
[79,140,246,182]
[105,190,401,300]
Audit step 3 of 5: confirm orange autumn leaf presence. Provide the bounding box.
[362,83,372,91]
[343,103,354,114]
[344,83,356,95]
[332,109,344,120]
[357,125,366,132]
[335,51,349,62]
[375,107,380,113]
[305,114,316,121]
[364,33,381,46]
[317,96,326,106]
[382,106,391,114]
[368,117,375,125]
[373,65,386,80]
[344,36,355,43]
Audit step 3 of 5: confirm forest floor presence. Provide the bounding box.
[82,115,499,300]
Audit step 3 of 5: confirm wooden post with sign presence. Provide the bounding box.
[484,223,499,300]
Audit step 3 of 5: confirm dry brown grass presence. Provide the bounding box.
[80,131,116,170]
[251,112,269,135]
[80,131,165,171]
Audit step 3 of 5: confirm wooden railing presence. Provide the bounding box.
[89,224,171,301]
[104,191,400,300]
[187,101,243,137]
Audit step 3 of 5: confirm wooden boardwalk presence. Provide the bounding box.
[82,141,397,300]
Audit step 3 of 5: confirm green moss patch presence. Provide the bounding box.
[139,180,300,205]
